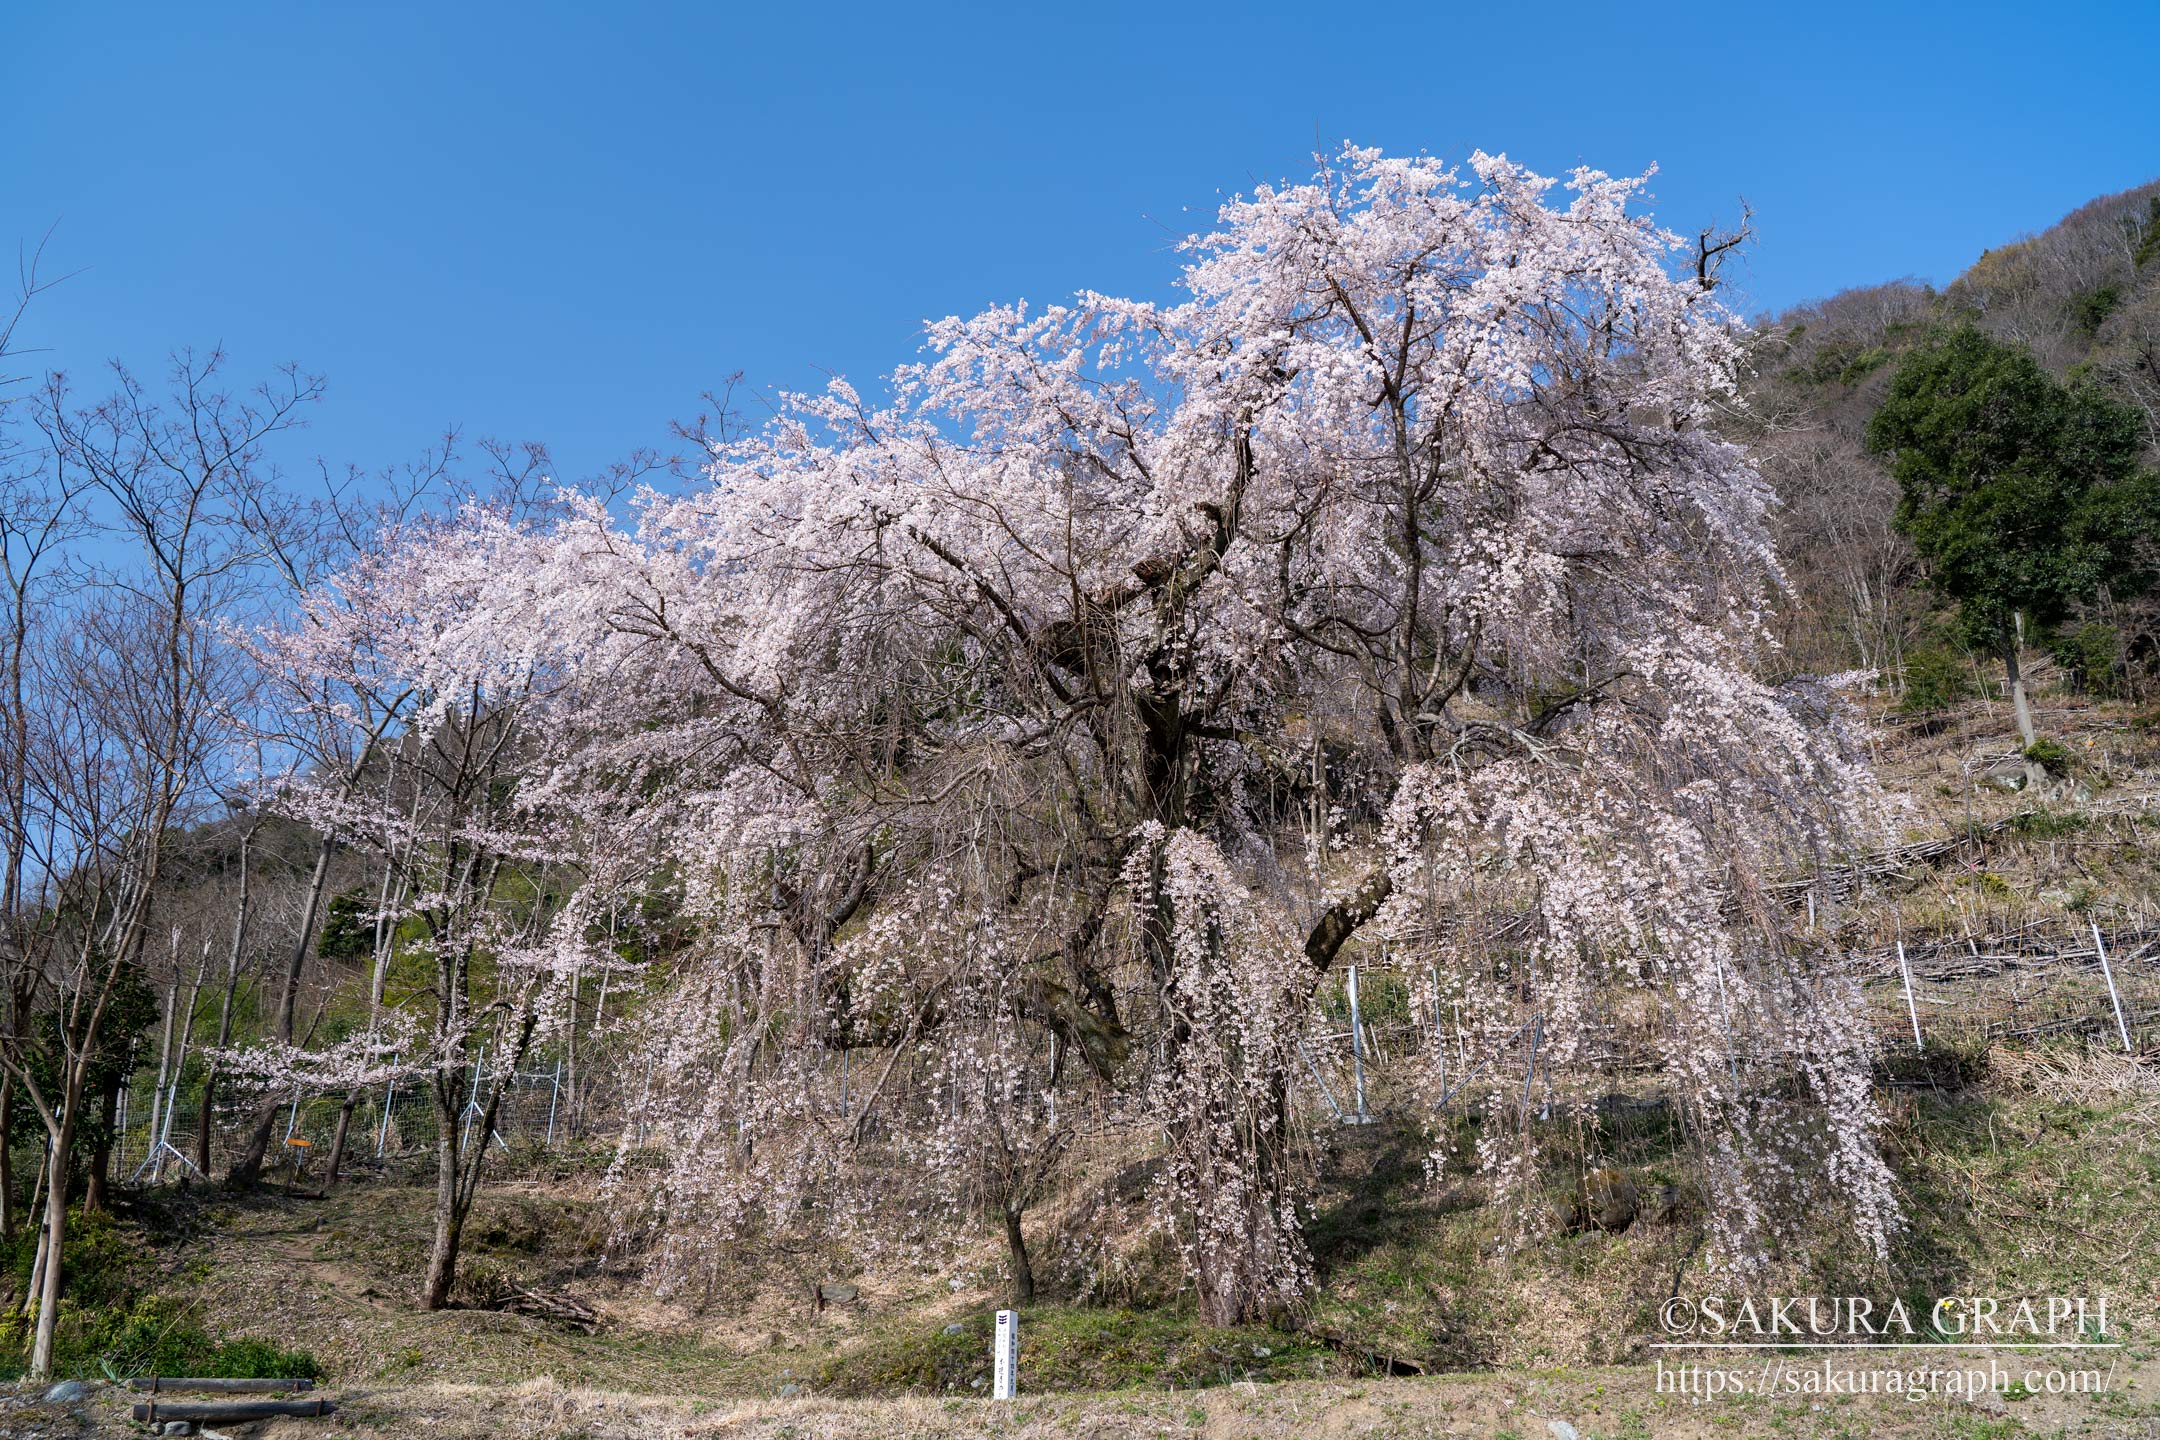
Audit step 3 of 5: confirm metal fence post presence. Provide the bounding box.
[376,1061,397,1158]
[461,1044,485,1151]
[1347,963,1369,1124]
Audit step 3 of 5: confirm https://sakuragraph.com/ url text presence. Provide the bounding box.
[1649,1294,2118,1404]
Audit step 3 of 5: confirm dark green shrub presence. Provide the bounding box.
[2011,808,2087,838]
[2050,622,2122,698]
[0,1208,318,1381]
[1899,646,1974,713]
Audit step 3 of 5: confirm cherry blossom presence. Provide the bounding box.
[301,147,1899,1319]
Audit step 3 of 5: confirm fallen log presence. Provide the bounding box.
[127,1377,316,1393]
[131,1398,336,1424]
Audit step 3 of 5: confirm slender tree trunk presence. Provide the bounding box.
[232,834,336,1183]
[421,1077,464,1310]
[28,1088,81,1378]
[324,1100,356,1185]
[198,835,255,1177]
[2007,612,2037,750]
[1003,1206,1035,1306]
[85,1073,122,1211]
[325,856,401,1187]
[19,1141,50,1317]
[563,966,580,1142]
[0,1074,13,1238]
[421,1003,535,1311]
[143,966,178,1181]
[155,943,208,1182]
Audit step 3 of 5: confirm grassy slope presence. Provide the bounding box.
[9,691,2160,1436]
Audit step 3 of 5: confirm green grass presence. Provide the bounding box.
[813,1305,1340,1396]
[1287,1049,2160,1381]
[0,1205,320,1381]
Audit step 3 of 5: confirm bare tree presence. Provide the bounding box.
[0,351,311,1376]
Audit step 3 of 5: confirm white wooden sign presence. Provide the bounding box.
[992,1309,1018,1399]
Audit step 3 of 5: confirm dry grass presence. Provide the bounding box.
[15,692,2160,1438]
[1991,1047,2160,1120]
[19,1358,2160,1440]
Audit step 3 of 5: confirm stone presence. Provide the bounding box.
[817,1281,860,1305]
[1574,1167,1638,1232]
[163,1423,198,1436]
[943,1323,967,1334]
[41,1381,90,1404]
[1985,771,2025,792]
[1547,1422,1580,1440]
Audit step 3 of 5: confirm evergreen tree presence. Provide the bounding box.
[1866,325,2158,745]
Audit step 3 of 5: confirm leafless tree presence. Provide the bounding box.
[0,350,312,1376]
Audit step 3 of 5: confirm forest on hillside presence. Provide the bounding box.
[1750,178,2160,689]
[2,153,2158,1413]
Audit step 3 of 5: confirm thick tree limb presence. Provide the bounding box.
[1303,866,1393,972]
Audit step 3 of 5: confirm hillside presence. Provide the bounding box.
[1743,178,2160,681]
[6,685,2160,1436]
[6,164,2160,1440]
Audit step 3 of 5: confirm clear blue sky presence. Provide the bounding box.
[6,1,2157,483]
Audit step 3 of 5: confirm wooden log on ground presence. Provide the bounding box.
[127,1377,316,1393]
[131,1398,335,1423]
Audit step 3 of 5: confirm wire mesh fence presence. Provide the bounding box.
[103,915,2159,1191]
[110,1048,647,1187]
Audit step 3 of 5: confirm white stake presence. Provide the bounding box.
[1896,940,1923,1050]
[461,1044,485,1150]
[377,1057,398,1158]
[1297,1040,1344,1123]
[1518,1013,1542,1134]
[1347,964,1369,1124]
[2092,923,2133,1052]
[1432,969,1446,1098]
[992,1309,1018,1399]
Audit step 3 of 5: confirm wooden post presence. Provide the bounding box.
[132,1399,334,1424]
[127,1377,315,1393]
[992,1309,1018,1399]
[2091,923,2133,1052]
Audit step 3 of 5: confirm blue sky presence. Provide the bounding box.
[5,2,2157,484]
